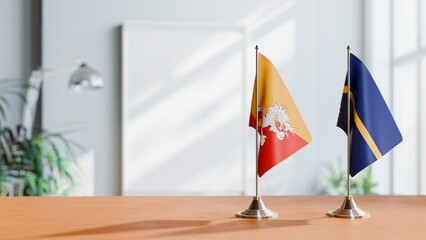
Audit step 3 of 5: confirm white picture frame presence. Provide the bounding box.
[121,21,249,195]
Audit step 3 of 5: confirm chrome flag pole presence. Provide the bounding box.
[256,44,259,199]
[236,45,277,219]
[327,46,369,219]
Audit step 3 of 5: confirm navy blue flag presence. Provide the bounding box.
[337,53,403,177]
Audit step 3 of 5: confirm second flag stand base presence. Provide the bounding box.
[236,196,277,219]
[327,195,370,219]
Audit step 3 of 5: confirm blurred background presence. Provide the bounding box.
[0,0,424,196]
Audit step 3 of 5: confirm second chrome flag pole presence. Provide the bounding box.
[326,46,369,219]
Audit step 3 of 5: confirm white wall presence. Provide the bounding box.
[42,0,363,195]
[0,0,32,127]
[365,0,426,195]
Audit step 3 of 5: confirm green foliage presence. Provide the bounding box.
[319,156,378,195]
[0,126,80,196]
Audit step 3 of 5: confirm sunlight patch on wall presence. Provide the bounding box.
[241,0,294,31]
[173,32,243,79]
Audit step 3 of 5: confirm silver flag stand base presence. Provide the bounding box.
[236,196,278,219]
[327,195,370,219]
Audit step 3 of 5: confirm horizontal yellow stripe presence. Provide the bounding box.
[342,86,383,159]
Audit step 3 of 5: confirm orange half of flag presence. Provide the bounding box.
[249,53,312,177]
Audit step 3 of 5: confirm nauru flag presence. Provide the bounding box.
[337,53,402,177]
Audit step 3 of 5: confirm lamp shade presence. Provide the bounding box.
[69,63,104,91]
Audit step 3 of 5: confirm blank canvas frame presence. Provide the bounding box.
[121,21,249,195]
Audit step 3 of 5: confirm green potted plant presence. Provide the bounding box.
[0,79,80,196]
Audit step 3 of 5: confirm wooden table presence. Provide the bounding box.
[0,196,425,239]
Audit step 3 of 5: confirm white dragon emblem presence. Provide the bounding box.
[259,103,296,145]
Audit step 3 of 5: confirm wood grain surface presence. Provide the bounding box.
[0,196,425,239]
